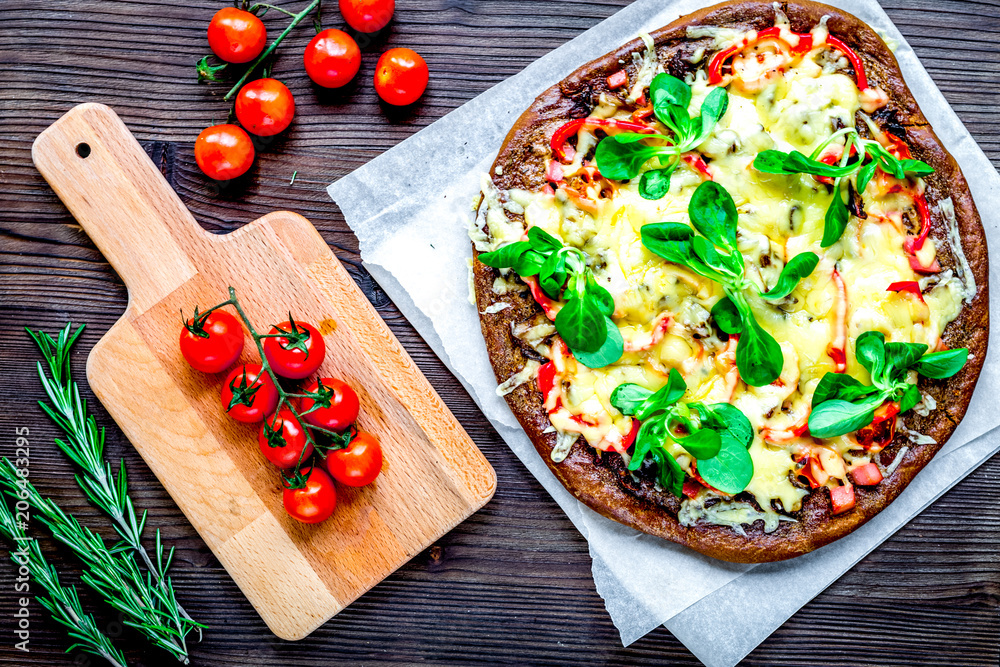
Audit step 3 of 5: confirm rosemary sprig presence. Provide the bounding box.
[0,496,127,667]
[0,460,202,664]
[26,324,201,639]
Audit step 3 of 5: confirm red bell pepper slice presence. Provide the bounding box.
[707,26,868,91]
[607,70,628,90]
[855,401,900,451]
[830,483,856,515]
[550,117,656,162]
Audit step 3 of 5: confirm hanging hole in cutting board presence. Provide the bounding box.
[76,142,91,158]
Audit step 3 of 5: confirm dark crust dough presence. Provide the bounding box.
[472,0,990,563]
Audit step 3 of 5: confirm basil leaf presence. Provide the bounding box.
[610,383,653,416]
[585,274,615,317]
[649,446,685,497]
[639,167,674,200]
[702,403,753,449]
[640,222,696,265]
[898,159,935,177]
[754,150,856,178]
[538,251,569,298]
[695,430,753,495]
[855,330,887,381]
[650,73,692,123]
[912,348,968,379]
[608,132,657,145]
[669,421,722,460]
[629,418,663,470]
[573,315,624,368]
[881,153,905,180]
[856,160,878,194]
[526,226,563,254]
[636,367,686,419]
[898,383,921,413]
[695,87,729,142]
[595,136,668,180]
[883,341,928,379]
[735,315,783,387]
[554,294,606,353]
[689,181,738,250]
[821,185,850,247]
[478,241,532,269]
[514,249,545,276]
[760,251,819,300]
[691,236,737,279]
[710,296,742,334]
[812,372,872,407]
[807,396,883,438]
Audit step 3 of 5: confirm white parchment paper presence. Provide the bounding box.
[328,1,1000,664]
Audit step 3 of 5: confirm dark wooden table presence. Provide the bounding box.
[2,1,999,665]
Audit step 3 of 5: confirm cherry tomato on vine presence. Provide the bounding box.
[374,48,428,106]
[325,430,382,487]
[179,309,244,374]
[300,378,359,432]
[235,78,296,137]
[220,364,278,423]
[194,124,255,181]
[338,0,394,33]
[259,408,314,469]
[261,319,326,379]
[207,7,267,64]
[283,467,336,523]
[303,29,361,88]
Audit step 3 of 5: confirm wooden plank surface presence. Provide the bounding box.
[1,0,999,664]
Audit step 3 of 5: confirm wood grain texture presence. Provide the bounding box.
[0,0,998,665]
[30,102,494,641]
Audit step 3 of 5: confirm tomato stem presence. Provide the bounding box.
[223,0,322,101]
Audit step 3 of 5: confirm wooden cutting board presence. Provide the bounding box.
[31,103,496,641]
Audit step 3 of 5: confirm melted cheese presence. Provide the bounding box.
[471,20,966,529]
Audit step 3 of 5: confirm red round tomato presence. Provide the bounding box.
[303,29,360,88]
[261,320,326,379]
[325,430,382,487]
[235,78,295,137]
[259,408,314,469]
[339,0,394,33]
[207,8,266,64]
[374,48,428,106]
[283,467,336,523]
[220,364,278,423]
[195,124,255,181]
[179,310,244,373]
[300,378,359,432]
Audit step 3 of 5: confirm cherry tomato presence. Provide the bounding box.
[179,310,244,373]
[300,378,359,432]
[338,0,394,33]
[303,29,361,88]
[259,408,314,469]
[261,320,326,379]
[220,364,278,423]
[207,8,266,64]
[195,124,255,181]
[374,48,428,106]
[325,430,382,487]
[235,78,295,137]
[283,467,336,523]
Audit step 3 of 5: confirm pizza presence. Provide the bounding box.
[469,0,989,563]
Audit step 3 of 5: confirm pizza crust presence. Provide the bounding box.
[472,0,990,563]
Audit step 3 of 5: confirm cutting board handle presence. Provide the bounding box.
[32,103,201,311]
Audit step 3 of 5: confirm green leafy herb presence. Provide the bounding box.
[640,181,818,386]
[753,128,935,247]
[595,74,727,200]
[808,331,968,438]
[609,369,754,496]
[479,228,623,368]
